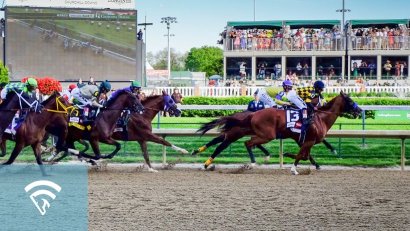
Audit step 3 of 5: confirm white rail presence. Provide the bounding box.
[153,129,410,171]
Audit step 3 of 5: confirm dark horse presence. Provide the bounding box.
[0,91,39,141]
[197,92,362,175]
[65,90,144,160]
[0,92,72,157]
[50,91,187,171]
[110,91,187,172]
[1,92,71,175]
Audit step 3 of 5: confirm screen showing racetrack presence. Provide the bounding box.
[6,7,137,81]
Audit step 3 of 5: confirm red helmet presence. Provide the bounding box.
[68,84,77,91]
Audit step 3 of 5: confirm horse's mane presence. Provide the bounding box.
[0,91,17,108]
[41,91,60,105]
[319,94,345,111]
[105,89,132,107]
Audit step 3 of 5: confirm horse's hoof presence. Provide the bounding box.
[148,168,158,173]
[191,150,199,156]
[291,170,299,175]
[332,150,338,156]
[204,165,215,171]
[264,156,271,162]
[316,165,321,170]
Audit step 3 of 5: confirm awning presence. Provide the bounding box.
[227,20,283,29]
[349,19,409,28]
[284,20,340,29]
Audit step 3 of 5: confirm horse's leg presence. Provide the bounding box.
[97,138,121,159]
[291,141,315,175]
[140,131,188,154]
[32,142,47,176]
[137,140,157,173]
[2,142,25,165]
[0,137,6,157]
[192,134,224,155]
[204,139,236,169]
[78,139,90,153]
[257,144,271,162]
[322,139,338,156]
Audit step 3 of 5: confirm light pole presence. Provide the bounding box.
[161,16,177,85]
[336,0,351,81]
[253,0,256,21]
[138,15,153,87]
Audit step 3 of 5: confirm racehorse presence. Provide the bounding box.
[193,101,338,169]
[0,91,39,141]
[110,91,188,172]
[50,91,188,172]
[197,92,362,175]
[65,90,144,160]
[1,92,71,175]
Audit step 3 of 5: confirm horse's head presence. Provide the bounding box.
[41,91,71,112]
[1,90,38,111]
[162,90,181,117]
[106,90,144,114]
[340,91,362,118]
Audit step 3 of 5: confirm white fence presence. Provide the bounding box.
[143,86,410,97]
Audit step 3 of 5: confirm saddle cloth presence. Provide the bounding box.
[285,109,302,134]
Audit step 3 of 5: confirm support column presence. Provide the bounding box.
[251,56,256,81]
[347,55,351,81]
[341,55,345,81]
[377,55,382,81]
[223,56,227,81]
[408,55,410,78]
[311,56,316,81]
[281,56,286,80]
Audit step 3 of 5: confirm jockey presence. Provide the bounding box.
[275,80,309,145]
[62,84,77,102]
[247,90,265,112]
[71,80,111,121]
[296,80,326,108]
[0,78,38,105]
[110,80,141,99]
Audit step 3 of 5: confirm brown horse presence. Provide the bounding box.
[0,91,39,141]
[193,104,337,170]
[65,90,144,160]
[1,92,71,175]
[110,91,187,172]
[198,92,362,175]
[50,91,187,171]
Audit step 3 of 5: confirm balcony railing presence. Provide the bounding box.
[224,36,410,52]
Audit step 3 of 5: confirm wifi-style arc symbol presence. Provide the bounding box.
[24,180,62,216]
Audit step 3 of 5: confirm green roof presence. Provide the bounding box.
[349,19,409,27]
[284,20,340,28]
[227,20,282,29]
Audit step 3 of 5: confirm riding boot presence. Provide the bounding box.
[298,109,309,145]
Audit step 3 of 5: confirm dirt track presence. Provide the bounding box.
[88,166,410,230]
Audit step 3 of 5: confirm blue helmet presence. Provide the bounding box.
[100,80,111,92]
[282,80,293,87]
[313,80,325,90]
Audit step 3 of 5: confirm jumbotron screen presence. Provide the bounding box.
[6,7,137,81]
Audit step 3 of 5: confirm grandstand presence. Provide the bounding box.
[221,19,410,86]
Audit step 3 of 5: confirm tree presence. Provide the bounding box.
[147,48,186,71]
[185,46,223,77]
[0,62,9,84]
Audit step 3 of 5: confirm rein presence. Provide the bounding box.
[44,96,73,114]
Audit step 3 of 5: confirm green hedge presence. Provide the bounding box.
[181,96,410,118]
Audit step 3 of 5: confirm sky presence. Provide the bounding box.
[137,0,410,54]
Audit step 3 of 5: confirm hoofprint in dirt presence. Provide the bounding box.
[89,167,410,231]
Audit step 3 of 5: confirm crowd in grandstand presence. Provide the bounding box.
[223,24,409,51]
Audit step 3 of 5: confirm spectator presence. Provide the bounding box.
[384,60,392,77]
[171,88,183,107]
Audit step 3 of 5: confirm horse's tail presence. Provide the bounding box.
[197,114,252,136]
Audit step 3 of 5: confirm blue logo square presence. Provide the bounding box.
[0,164,88,231]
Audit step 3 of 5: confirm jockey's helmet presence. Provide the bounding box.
[68,84,77,92]
[130,80,141,92]
[313,80,325,91]
[26,78,38,88]
[99,80,111,93]
[282,80,293,91]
